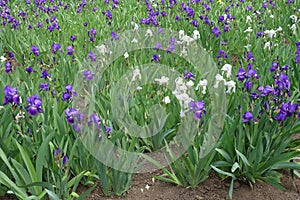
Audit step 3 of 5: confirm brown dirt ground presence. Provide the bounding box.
[0,170,299,200]
[79,169,300,200]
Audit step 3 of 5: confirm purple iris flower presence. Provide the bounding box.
[190,19,198,27]
[244,80,252,91]
[280,102,298,117]
[189,101,206,120]
[281,65,289,71]
[104,125,112,133]
[245,52,254,62]
[152,54,160,62]
[41,70,51,79]
[256,32,264,37]
[154,42,163,50]
[88,51,97,62]
[184,70,195,81]
[31,45,39,56]
[70,35,76,41]
[218,15,224,23]
[25,95,43,116]
[275,73,290,91]
[274,112,286,121]
[223,25,230,32]
[217,50,228,59]
[83,70,95,80]
[263,85,274,95]
[51,43,61,54]
[247,68,257,78]
[212,26,221,38]
[88,28,97,37]
[250,92,259,99]
[269,61,278,72]
[62,155,68,165]
[3,85,20,105]
[26,66,33,73]
[66,46,74,55]
[64,108,83,124]
[39,83,50,92]
[186,7,194,18]
[62,84,77,101]
[237,68,246,81]
[242,111,253,123]
[8,52,14,59]
[103,10,112,20]
[4,62,12,74]
[246,5,252,10]
[88,113,101,129]
[111,32,119,40]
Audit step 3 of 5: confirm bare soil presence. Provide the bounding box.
[79,169,300,200]
[0,169,299,200]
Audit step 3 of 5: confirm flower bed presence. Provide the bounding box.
[0,0,300,199]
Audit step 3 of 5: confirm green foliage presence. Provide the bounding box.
[212,113,300,199]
